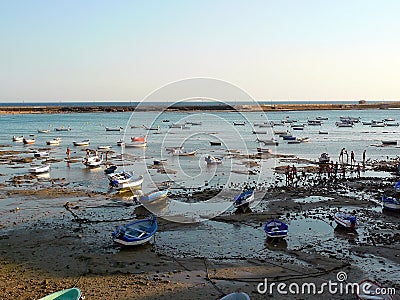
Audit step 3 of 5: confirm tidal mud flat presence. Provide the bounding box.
[0,172,399,299]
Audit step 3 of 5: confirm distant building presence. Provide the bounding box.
[359,100,366,104]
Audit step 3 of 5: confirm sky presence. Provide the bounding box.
[0,0,399,102]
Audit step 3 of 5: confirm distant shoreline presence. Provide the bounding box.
[1,101,399,114]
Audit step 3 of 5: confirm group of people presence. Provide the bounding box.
[339,148,366,169]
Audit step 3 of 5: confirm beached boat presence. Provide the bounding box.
[264,219,288,238]
[39,288,81,300]
[105,126,123,131]
[233,190,255,209]
[382,140,397,146]
[282,135,296,140]
[318,152,330,164]
[205,155,223,164]
[220,292,251,300]
[356,279,394,300]
[233,121,246,126]
[112,215,158,246]
[33,151,49,158]
[23,138,35,144]
[382,196,400,211]
[116,139,125,147]
[73,140,90,146]
[29,164,50,174]
[172,149,197,156]
[46,138,62,145]
[104,165,117,174]
[54,127,71,131]
[334,212,358,229]
[111,175,144,190]
[257,147,272,154]
[210,141,222,146]
[125,142,147,148]
[37,129,50,133]
[12,135,24,142]
[257,138,279,146]
[138,190,169,203]
[107,171,134,186]
[82,155,102,168]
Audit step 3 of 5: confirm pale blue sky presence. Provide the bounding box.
[0,0,399,102]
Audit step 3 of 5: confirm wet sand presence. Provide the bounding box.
[0,170,399,299]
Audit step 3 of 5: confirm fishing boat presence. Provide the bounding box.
[29,164,50,174]
[172,149,197,156]
[382,140,397,146]
[264,219,288,238]
[111,175,144,190]
[205,155,223,164]
[233,190,255,209]
[112,215,158,246]
[334,212,358,229]
[82,155,102,168]
[107,171,135,186]
[105,126,123,131]
[116,139,125,147]
[33,151,50,158]
[256,138,279,146]
[46,138,62,145]
[282,135,296,140]
[131,135,147,142]
[210,141,222,146]
[382,196,400,211]
[54,127,71,131]
[12,135,24,142]
[73,140,90,146]
[220,292,251,300]
[23,138,35,145]
[39,288,81,300]
[37,129,50,133]
[138,190,169,203]
[125,142,147,148]
[257,147,272,154]
[356,279,394,300]
[233,121,246,126]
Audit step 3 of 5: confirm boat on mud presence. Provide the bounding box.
[112,215,158,246]
[46,138,62,145]
[382,196,400,211]
[264,219,288,238]
[334,212,358,229]
[39,288,81,300]
[110,175,144,190]
[73,140,90,147]
[29,164,50,174]
[82,155,102,168]
[33,151,50,158]
[138,190,169,203]
[131,135,147,142]
[233,190,255,209]
[205,155,223,164]
[172,149,197,156]
[356,279,394,300]
[107,171,134,186]
[125,141,147,148]
[220,292,251,300]
[23,138,35,145]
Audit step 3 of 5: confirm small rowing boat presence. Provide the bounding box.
[46,138,62,145]
[112,215,158,246]
[172,149,197,156]
[23,138,35,145]
[73,140,90,146]
[37,129,50,133]
[54,127,71,131]
[264,219,288,238]
[29,164,50,174]
[82,155,102,168]
[210,141,222,146]
[205,155,223,164]
[334,212,358,229]
[12,135,24,142]
[382,196,400,211]
[233,190,254,209]
[39,288,81,300]
[105,126,123,131]
[356,279,394,300]
[220,292,251,300]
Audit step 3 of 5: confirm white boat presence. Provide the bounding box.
[73,140,90,146]
[117,139,125,147]
[371,123,385,128]
[107,171,134,185]
[205,155,223,164]
[112,175,144,190]
[165,146,184,152]
[12,136,24,142]
[336,122,353,128]
[46,138,62,145]
[257,138,279,146]
[334,212,358,229]
[54,127,71,131]
[138,190,169,203]
[220,292,250,300]
[98,145,112,150]
[37,129,50,133]
[23,138,35,145]
[300,137,311,143]
[33,151,49,158]
[29,164,50,174]
[357,279,394,300]
[256,147,272,154]
[105,126,123,131]
[125,142,147,148]
[82,155,103,168]
[233,190,255,209]
[172,149,197,156]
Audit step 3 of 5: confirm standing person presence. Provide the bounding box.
[66,146,71,159]
[339,148,345,163]
[357,163,361,178]
[350,151,355,168]
[285,165,290,185]
[362,150,366,169]
[334,161,339,178]
[342,164,346,178]
[292,165,297,182]
[345,150,349,165]
[86,149,90,157]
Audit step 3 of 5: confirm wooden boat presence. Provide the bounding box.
[256,138,279,146]
[172,149,197,156]
[334,212,358,229]
[233,121,246,126]
[382,140,397,146]
[46,138,62,145]
[116,139,125,147]
[73,140,90,146]
[37,129,50,133]
[54,127,71,131]
[105,126,123,131]
[282,135,296,140]
[233,190,255,209]
[139,190,169,203]
[29,164,50,174]
[107,171,135,186]
[382,196,400,211]
[112,216,158,246]
[33,151,50,158]
[131,135,147,142]
[257,147,272,154]
[205,155,223,164]
[82,155,102,168]
[264,219,288,238]
[23,138,35,145]
[210,141,222,146]
[39,288,81,300]
[12,135,24,142]
[357,279,394,300]
[220,292,250,300]
[125,142,147,148]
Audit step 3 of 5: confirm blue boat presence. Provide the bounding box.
[233,190,255,209]
[395,181,400,192]
[39,288,81,300]
[282,135,296,140]
[382,196,400,211]
[264,220,288,238]
[112,216,158,246]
